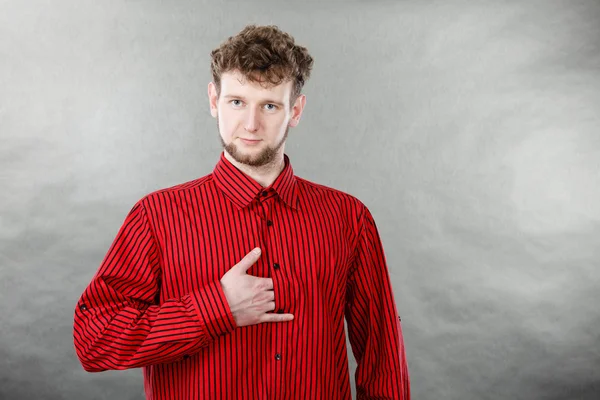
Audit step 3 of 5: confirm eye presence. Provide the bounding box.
[264,104,278,111]
[230,99,243,107]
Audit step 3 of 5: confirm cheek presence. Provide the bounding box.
[217,111,237,135]
[266,115,288,130]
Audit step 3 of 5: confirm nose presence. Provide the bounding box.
[244,108,259,133]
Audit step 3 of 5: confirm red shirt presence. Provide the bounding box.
[73,152,410,399]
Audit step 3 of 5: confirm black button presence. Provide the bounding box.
[273,263,280,270]
[261,191,268,196]
[182,354,189,360]
[398,316,402,321]
[277,309,284,314]
[79,304,87,311]
[275,353,281,361]
[266,220,273,226]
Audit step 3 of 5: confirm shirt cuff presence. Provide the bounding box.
[190,281,237,340]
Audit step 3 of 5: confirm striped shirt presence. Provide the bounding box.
[73,151,410,399]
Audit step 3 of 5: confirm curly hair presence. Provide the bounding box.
[210,24,314,108]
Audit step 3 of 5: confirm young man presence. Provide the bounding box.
[73,24,410,399]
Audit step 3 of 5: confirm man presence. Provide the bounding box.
[73,24,410,399]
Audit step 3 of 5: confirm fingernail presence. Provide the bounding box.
[254,248,261,254]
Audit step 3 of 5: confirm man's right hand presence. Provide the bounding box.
[220,247,294,327]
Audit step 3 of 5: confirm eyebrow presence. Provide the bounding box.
[223,95,285,107]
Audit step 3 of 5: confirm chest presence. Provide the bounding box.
[153,197,353,302]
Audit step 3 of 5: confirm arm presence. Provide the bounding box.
[73,200,236,372]
[345,206,410,400]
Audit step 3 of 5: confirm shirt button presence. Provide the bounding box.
[261,191,268,196]
[275,353,281,361]
[273,263,280,270]
[182,354,190,360]
[267,220,273,226]
[79,304,87,311]
[277,309,284,314]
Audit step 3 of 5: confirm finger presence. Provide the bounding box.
[263,301,276,312]
[252,291,273,304]
[255,277,274,291]
[261,313,294,323]
[236,247,262,273]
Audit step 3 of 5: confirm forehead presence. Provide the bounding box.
[220,70,292,100]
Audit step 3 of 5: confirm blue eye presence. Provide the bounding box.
[265,104,277,111]
[231,100,242,107]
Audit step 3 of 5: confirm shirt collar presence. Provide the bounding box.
[212,151,299,211]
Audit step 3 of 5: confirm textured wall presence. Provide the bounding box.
[1,0,599,399]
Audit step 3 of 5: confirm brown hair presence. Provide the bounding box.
[210,24,314,108]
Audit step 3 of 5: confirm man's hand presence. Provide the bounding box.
[220,247,294,327]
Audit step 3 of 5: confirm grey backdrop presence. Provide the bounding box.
[1,1,599,399]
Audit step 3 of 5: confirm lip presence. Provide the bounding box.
[240,138,262,145]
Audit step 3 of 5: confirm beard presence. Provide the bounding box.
[217,117,289,167]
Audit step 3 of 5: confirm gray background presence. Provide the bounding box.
[1,0,599,399]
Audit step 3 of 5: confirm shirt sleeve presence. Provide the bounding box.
[73,200,237,372]
[345,205,410,399]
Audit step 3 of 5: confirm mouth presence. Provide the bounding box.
[239,138,262,145]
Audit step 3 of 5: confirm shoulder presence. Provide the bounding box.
[295,175,368,217]
[133,173,215,209]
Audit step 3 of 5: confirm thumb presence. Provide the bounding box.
[236,247,262,274]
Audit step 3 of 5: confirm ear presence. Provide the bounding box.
[288,94,306,128]
[208,82,218,118]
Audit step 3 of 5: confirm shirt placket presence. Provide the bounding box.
[254,188,287,399]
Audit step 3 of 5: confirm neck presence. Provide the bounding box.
[223,150,286,188]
